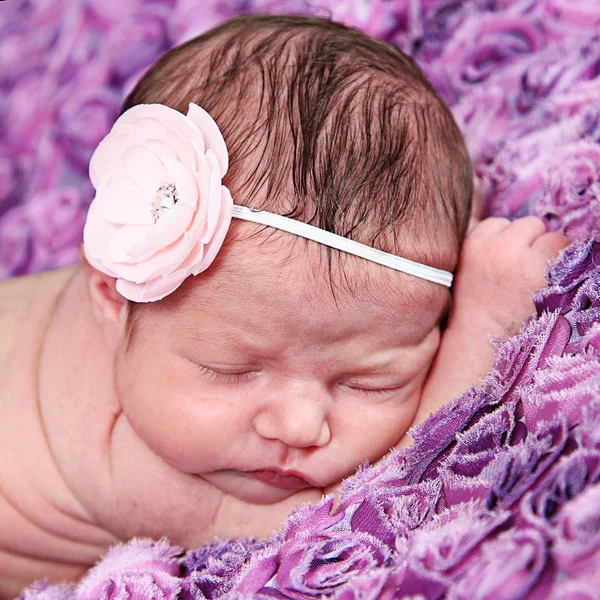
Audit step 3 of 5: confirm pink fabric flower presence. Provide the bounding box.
[83,102,233,302]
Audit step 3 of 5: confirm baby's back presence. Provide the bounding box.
[0,268,90,598]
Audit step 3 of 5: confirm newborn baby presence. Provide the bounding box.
[0,14,567,597]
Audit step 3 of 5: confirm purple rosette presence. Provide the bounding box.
[20,186,89,272]
[185,537,274,599]
[547,581,599,600]
[412,0,470,63]
[0,0,63,55]
[3,73,49,154]
[236,498,389,598]
[0,26,56,85]
[450,528,549,599]
[519,448,600,534]
[74,538,183,600]
[335,561,449,600]
[541,0,600,30]
[274,530,389,599]
[438,13,544,90]
[234,543,283,596]
[350,480,441,545]
[50,9,102,91]
[325,0,400,41]
[407,501,510,575]
[552,481,600,581]
[453,81,512,163]
[20,581,75,600]
[533,238,599,314]
[437,400,536,507]
[103,10,170,80]
[331,568,391,600]
[84,0,149,25]
[7,1,600,598]
[0,206,32,278]
[535,142,600,239]
[167,0,239,46]
[56,88,120,172]
[523,353,600,432]
[283,497,345,540]
[0,152,20,215]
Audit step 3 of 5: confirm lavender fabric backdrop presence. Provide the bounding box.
[2,0,600,598]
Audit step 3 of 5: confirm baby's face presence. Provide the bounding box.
[112,228,447,508]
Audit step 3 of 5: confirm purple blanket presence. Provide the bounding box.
[2,0,600,598]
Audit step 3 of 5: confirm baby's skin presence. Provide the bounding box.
[0,216,567,597]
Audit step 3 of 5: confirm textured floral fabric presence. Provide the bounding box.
[4,0,600,598]
[3,0,600,276]
[19,239,600,598]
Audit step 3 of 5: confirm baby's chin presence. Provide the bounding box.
[201,469,326,505]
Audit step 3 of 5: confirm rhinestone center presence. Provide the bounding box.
[151,182,180,223]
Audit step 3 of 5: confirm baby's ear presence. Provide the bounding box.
[79,246,126,325]
[468,173,485,233]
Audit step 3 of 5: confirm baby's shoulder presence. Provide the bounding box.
[0,267,77,374]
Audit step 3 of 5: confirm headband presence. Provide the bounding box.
[83,103,453,303]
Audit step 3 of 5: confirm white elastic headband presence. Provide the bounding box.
[84,102,454,303]
[232,205,453,287]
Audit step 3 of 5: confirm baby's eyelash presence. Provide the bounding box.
[344,384,404,396]
[196,365,254,384]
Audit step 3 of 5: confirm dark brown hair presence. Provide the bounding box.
[123,14,472,342]
[123,14,472,272]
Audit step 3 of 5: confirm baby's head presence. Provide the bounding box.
[83,15,472,508]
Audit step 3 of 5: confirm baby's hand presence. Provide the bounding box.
[451,216,569,339]
[397,216,569,449]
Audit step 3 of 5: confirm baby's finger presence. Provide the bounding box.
[532,231,570,259]
[467,217,511,239]
[502,216,547,246]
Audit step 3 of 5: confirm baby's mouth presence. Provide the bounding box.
[246,469,312,489]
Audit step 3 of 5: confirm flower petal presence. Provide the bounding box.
[135,116,198,170]
[129,205,195,257]
[121,144,170,188]
[187,102,229,175]
[193,186,233,275]
[96,179,154,226]
[107,224,150,262]
[200,150,225,243]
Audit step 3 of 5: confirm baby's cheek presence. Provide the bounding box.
[114,348,217,473]
[341,385,424,467]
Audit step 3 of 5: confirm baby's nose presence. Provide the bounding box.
[252,382,331,449]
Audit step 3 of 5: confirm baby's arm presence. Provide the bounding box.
[398,216,569,448]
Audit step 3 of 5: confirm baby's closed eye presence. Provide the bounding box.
[339,378,410,397]
[189,362,259,384]
[190,359,413,400]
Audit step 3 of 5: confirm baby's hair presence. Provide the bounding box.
[122,14,472,340]
[123,14,472,269]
